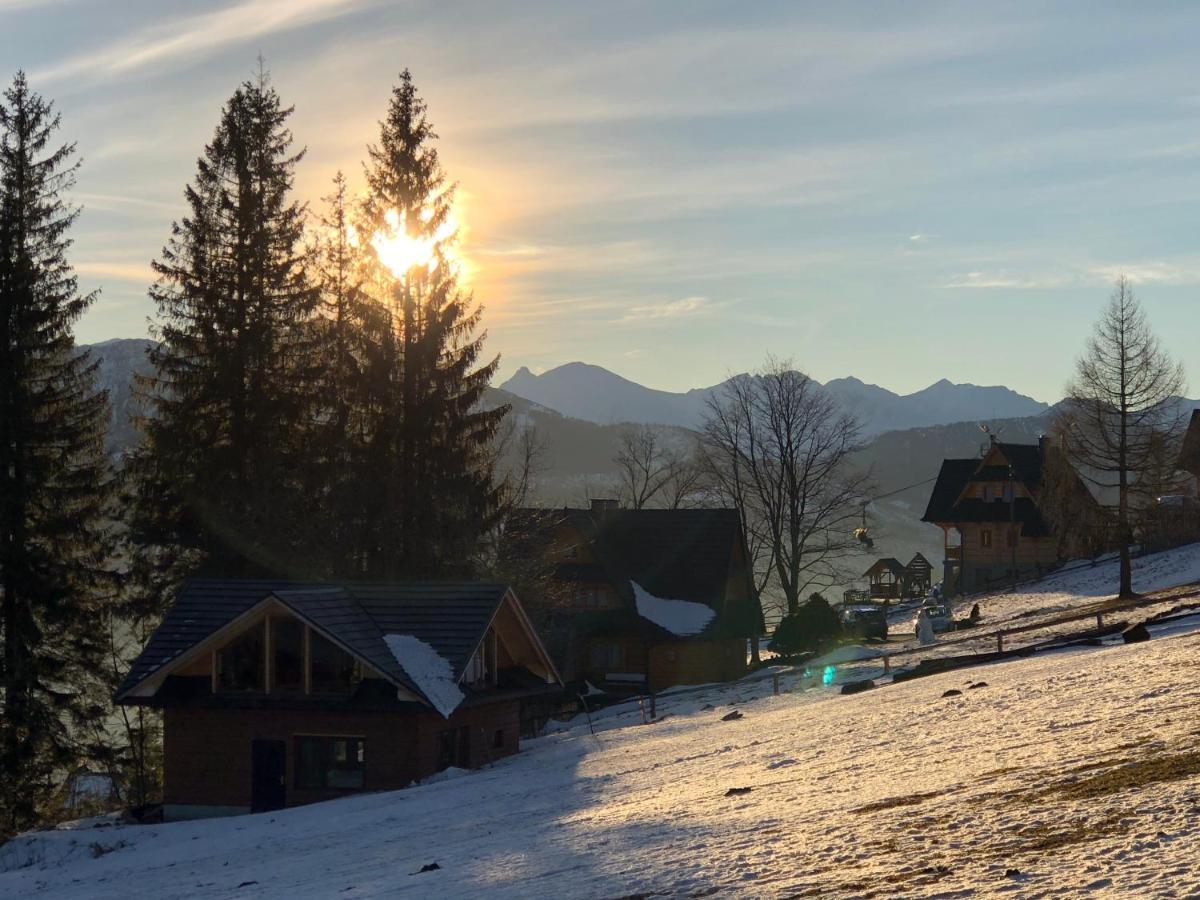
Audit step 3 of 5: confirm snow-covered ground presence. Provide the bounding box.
[7,547,1200,899]
[892,542,1200,643]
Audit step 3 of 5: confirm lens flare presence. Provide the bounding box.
[369,195,461,279]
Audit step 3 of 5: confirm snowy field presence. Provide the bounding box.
[7,636,1200,896]
[890,542,1200,649]
[6,548,1200,899]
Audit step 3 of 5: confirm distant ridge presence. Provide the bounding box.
[500,362,1051,437]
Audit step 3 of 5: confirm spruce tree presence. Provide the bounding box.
[129,72,317,585]
[302,172,383,575]
[0,72,116,834]
[357,70,506,578]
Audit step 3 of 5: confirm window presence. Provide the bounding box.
[216,622,265,692]
[310,631,359,693]
[982,485,992,502]
[272,618,304,693]
[295,736,364,790]
[1002,483,1014,503]
[980,530,993,549]
[493,729,505,750]
[590,642,623,668]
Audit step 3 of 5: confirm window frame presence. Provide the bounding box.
[293,734,366,791]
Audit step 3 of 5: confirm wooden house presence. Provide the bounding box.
[115,581,561,821]
[863,558,906,600]
[506,503,764,693]
[921,437,1098,595]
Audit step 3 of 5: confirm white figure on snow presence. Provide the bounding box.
[916,608,935,645]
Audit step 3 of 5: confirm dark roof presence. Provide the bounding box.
[922,459,978,523]
[1179,410,1200,475]
[116,580,521,707]
[511,506,764,638]
[905,553,933,573]
[922,441,1053,535]
[864,558,906,578]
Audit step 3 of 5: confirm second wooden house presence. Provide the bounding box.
[507,502,764,693]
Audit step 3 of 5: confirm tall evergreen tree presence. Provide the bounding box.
[129,72,317,586]
[0,72,116,835]
[355,70,506,577]
[302,172,383,575]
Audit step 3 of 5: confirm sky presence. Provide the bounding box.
[4,0,1200,402]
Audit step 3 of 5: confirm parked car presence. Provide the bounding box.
[839,604,888,641]
[915,600,952,635]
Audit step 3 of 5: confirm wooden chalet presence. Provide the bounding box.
[922,437,1098,594]
[115,581,561,821]
[507,502,764,693]
[863,558,906,600]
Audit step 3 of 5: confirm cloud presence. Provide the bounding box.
[74,260,154,283]
[619,296,717,323]
[943,270,1077,290]
[1090,262,1200,286]
[34,0,366,84]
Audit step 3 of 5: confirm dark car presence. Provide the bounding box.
[838,604,888,641]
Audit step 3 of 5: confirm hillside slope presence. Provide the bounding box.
[7,547,1200,898]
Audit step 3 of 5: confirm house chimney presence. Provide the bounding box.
[590,498,620,517]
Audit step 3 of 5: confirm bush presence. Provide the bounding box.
[769,593,843,655]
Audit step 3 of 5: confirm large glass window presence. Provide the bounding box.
[295,736,364,789]
[216,621,264,692]
[272,618,304,693]
[310,631,359,693]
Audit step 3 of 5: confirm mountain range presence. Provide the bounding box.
[500,363,1051,437]
[72,339,1092,604]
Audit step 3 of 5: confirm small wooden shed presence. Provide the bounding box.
[903,552,933,597]
[863,558,906,601]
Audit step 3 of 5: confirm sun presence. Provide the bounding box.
[369,193,463,280]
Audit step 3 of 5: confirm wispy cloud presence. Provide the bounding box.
[75,260,154,283]
[943,270,1076,290]
[619,296,718,323]
[34,0,366,84]
[1090,262,1200,286]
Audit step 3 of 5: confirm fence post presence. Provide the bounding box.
[1097,612,1104,630]
[997,633,1004,653]
[883,655,891,675]
[772,672,780,695]
[649,692,656,721]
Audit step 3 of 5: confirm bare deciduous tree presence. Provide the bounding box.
[1061,277,1186,598]
[613,425,704,509]
[701,359,870,616]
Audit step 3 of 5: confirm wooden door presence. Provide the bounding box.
[251,739,287,812]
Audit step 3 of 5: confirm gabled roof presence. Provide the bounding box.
[510,506,764,637]
[905,552,933,573]
[1178,409,1200,475]
[116,580,558,709]
[922,441,1055,536]
[864,558,905,579]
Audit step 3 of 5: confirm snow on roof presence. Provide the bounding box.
[632,581,716,637]
[383,634,464,718]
